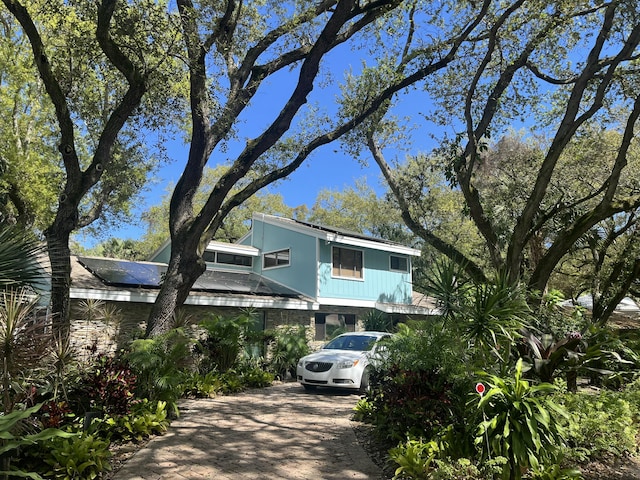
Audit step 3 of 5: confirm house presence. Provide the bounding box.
[68,213,435,350]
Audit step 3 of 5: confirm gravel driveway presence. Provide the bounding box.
[111,382,385,479]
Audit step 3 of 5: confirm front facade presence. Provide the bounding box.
[70,213,435,350]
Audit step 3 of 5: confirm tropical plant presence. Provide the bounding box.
[0,225,45,292]
[475,359,568,480]
[389,438,440,480]
[362,310,394,332]
[560,391,639,461]
[268,326,310,380]
[125,328,194,416]
[90,399,169,442]
[80,355,137,415]
[0,289,51,413]
[0,403,74,480]
[197,313,253,373]
[40,433,111,480]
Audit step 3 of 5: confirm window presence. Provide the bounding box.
[332,246,363,279]
[217,252,252,267]
[263,249,290,268]
[202,251,252,267]
[314,313,356,341]
[390,255,409,272]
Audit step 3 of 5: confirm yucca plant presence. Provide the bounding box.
[0,289,52,413]
[475,359,568,480]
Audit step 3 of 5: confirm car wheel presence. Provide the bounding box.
[359,368,370,394]
[302,384,317,391]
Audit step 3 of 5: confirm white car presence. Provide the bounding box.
[296,331,392,393]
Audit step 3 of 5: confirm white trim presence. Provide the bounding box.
[389,255,410,273]
[262,247,291,270]
[254,213,421,256]
[205,241,259,257]
[374,301,439,316]
[316,297,377,308]
[70,287,319,311]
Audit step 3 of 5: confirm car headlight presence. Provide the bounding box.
[337,359,359,369]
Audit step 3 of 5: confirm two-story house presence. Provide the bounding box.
[69,213,435,347]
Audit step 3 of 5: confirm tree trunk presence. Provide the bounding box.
[44,217,73,337]
[145,248,206,337]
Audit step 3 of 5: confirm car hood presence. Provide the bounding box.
[301,349,368,363]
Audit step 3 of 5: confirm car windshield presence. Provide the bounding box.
[323,335,378,351]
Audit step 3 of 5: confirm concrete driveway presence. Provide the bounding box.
[111,382,385,479]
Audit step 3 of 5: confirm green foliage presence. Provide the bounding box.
[389,438,440,480]
[90,400,169,443]
[268,326,309,380]
[362,320,474,444]
[0,226,45,291]
[241,367,274,389]
[0,403,74,479]
[41,433,111,480]
[181,371,223,398]
[0,289,52,413]
[125,328,195,416]
[429,457,508,480]
[362,310,394,333]
[559,391,639,461]
[198,312,254,373]
[476,359,567,480]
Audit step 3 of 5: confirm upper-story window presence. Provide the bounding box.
[203,251,253,267]
[263,248,290,269]
[332,246,363,279]
[390,255,409,273]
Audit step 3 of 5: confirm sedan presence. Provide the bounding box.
[296,331,392,393]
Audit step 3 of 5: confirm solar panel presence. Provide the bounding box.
[78,257,302,298]
[77,257,164,288]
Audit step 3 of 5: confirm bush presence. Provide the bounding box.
[268,325,309,380]
[559,390,639,461]
[77,354,137,415]
[40,433,111,480]
[125,328,194,416]
[475,359,568,480]
[89,399,170,442]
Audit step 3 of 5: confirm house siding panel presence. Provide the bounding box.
[318,243,412,304]
[251,218,317,299]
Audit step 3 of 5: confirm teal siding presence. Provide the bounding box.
[250,218,317,298]
[318,243,412,304]
[149,243,171,263]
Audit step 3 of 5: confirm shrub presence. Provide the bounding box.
[475,359,568,480]
[181,371,223,398]
[86,399,170,443]
[197,312,254,373]
[0,403,75,479]
[125,328,194,416]
[80,355,137,415]
[241,367,274,388]
[40,433,111,480]
[559,390,639,460]
[268,325,309,380]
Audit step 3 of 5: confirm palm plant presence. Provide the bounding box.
[0,224,45,292]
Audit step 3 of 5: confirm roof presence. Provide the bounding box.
[70,254,436,316]
[253,213,421,256]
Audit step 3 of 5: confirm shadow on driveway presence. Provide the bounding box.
[111,382,385,480]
